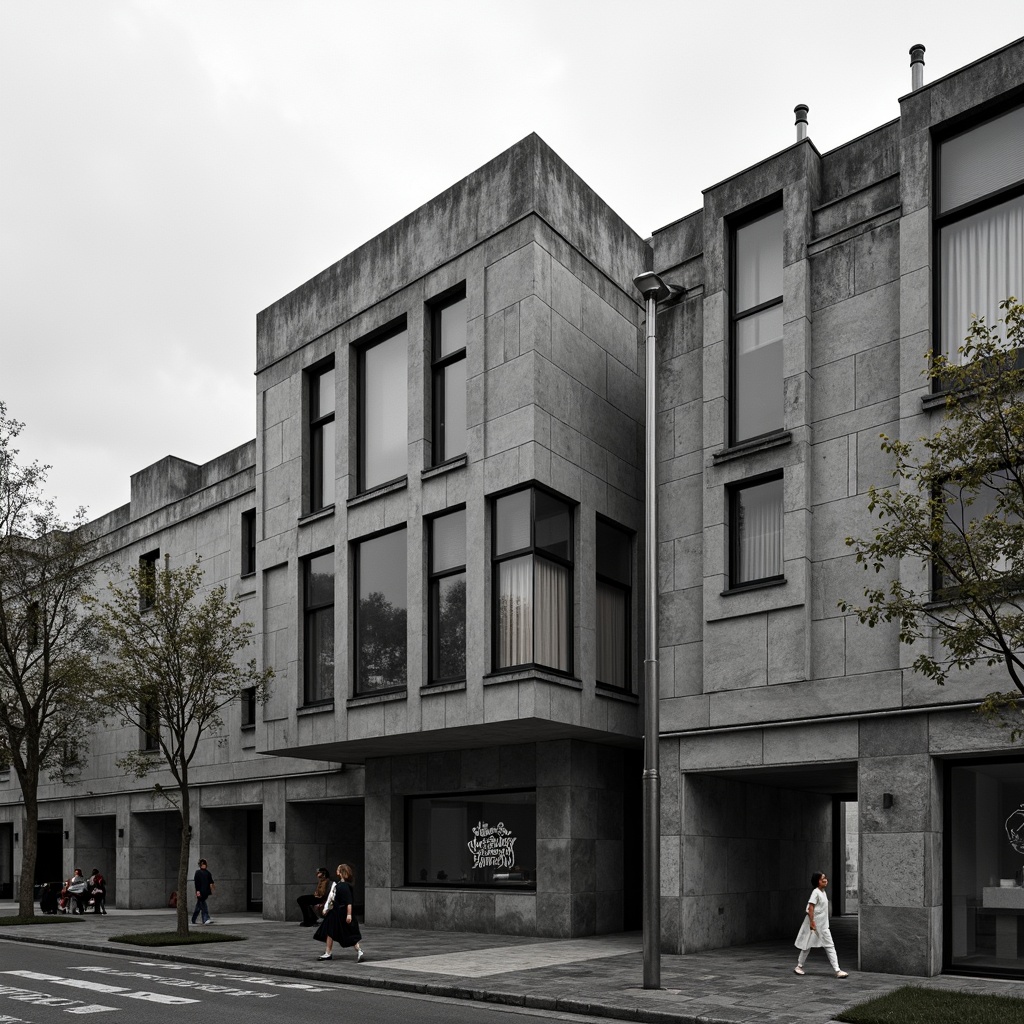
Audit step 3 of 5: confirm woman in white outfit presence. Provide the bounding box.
[794,872,848,978]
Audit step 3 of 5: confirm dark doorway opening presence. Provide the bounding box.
[36,820,63,885]
[246,808,263,912]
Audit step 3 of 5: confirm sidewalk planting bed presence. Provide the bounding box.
[109,931,246,946]
[836,985,1024,1024]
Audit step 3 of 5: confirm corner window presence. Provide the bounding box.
[729,475,784,587]
[138,550,159,611]
[431,291,467,465]
[308,363,335,512]
[241,508,256,576]
[732,207,784,444]
[596,518,632,690]
[303,551,334,705]
[938,105,1024,363]
[405,790,536,889]
[429,508,466,683]
[359,326,408,492]
[493,487,573,673]
[355,528,407,693]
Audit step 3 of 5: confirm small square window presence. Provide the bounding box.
[730,476,784,587]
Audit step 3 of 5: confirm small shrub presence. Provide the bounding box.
[109,931,245,946]
[837,985,1024,1024]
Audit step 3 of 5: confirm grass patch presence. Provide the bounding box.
[109,931,245,946]
[0,915,83,926]
[836,985,1024,1024]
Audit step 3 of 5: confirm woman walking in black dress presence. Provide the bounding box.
[314,863,364,962]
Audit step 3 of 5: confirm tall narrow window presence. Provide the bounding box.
[303,551,334,705]
[241,508,256,576]
[140,695,160,752]
[359,327,408,491]
[432,292,467,465]
[730,476,784,587]
[309,364,335,512]
[493,487,573,673]
[429,508,466,682]
[139,550,159,611]
[355,528,407,692]
[732,208,784,444]
[240,686,257,728]
[938,105,1024,362]
[596,518,632,690]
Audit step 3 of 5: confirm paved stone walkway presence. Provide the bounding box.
[2,906,1023,1023]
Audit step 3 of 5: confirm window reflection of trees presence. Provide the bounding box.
[357,591,407,690]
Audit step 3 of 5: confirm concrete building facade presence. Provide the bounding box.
[1,35,1022,979]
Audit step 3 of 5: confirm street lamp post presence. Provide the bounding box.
[632,271,683,990]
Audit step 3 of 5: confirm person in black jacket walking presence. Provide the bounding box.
[314,864,364,961]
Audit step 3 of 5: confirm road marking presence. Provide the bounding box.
[0,984,115,1014]
[128,964,328,992]
[78,969,275,999]
[4,974,196,1006]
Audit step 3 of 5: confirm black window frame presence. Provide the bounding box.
[595,516,633,692]
[241,508,256,577]
[491,484,575,675]
[357,319,409,494]
[430,286,468,467]
[728,471,785,590]
[729,198,785,447]
[933,99,1024,381]
[307,360,336,514]
[140,694,160,753]
[138,549,160,612]
[353,525,408,696]
[428,506,467,684]
[240,685,257,728]
[303,549,335,707]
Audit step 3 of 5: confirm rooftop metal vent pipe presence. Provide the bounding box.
[910,43,926,90]
[794,104,809,142]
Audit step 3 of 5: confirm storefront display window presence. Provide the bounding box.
[405,790,536,889]
[949,759,1024,974]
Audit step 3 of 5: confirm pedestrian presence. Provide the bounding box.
[87,868,107,915]
[314,863,364,962]
[297,867,330,926]
[66,868,89,914]
[794,871,848,978]
[191,858,215,925]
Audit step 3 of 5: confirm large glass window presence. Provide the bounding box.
[429,509,466,683]
[732,208,784,444]
[596,518,632,690]
[308,364,335,512]
[730,475,784,586]
[949,759,1024,976]
[432,292,468,464]
[360,328,408,491]
[493,487,573,673]
[939,105,1024,363]
[303,551,334,704]
[406,790,536,888]
[355,528,407,692]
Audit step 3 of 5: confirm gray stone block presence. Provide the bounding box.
[859,903,937,975]
[855,219,900,293]
[859,754,934,833]
[811,240,854,310]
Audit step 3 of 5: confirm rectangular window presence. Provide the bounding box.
[241,509,256,576]
[732,207,784,444]
[405,790,536,888]
[240,686,256,728]
[493,487,573,673]
[308,363,335,512]
[138,550,159,611]
[431,291,468,465]
[359,326,408,491]
[355,528,407,693]
[730,475,784,587]
[303,551,334,705]
[140,696,160,752]
[947,758,1024,976]
[596,518,632,690]
[939,105,1024,362]
[429,508,466,683]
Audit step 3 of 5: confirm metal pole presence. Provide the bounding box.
[641,288,661,990]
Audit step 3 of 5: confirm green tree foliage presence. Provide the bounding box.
[0,402,101,916]
[90,559,272,935]
[357,591,406,690]
[840,298,1024,734]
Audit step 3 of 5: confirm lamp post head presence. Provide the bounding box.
[633,271,671,303]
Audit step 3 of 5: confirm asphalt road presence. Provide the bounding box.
[0,940,609,1024]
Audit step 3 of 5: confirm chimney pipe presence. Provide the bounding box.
[794,104,809,142]
[910,44,926,91]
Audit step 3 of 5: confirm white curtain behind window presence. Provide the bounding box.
[498,556,532,667]
[941,196,1024,360]
[535,559,569,671]
[738,482,784,583]
[596,581,626,687]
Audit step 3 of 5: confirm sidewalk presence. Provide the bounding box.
[2,906,1023,1024]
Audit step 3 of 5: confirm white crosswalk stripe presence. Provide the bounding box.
[3,973,197,1005]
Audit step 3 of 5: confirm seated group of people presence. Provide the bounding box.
[296,867,330,926]
[48,868,106,915]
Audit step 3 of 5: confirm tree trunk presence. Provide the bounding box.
[17,785,39,918]
[177,785,191,937]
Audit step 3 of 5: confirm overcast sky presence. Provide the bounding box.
[1,1,1019,520]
